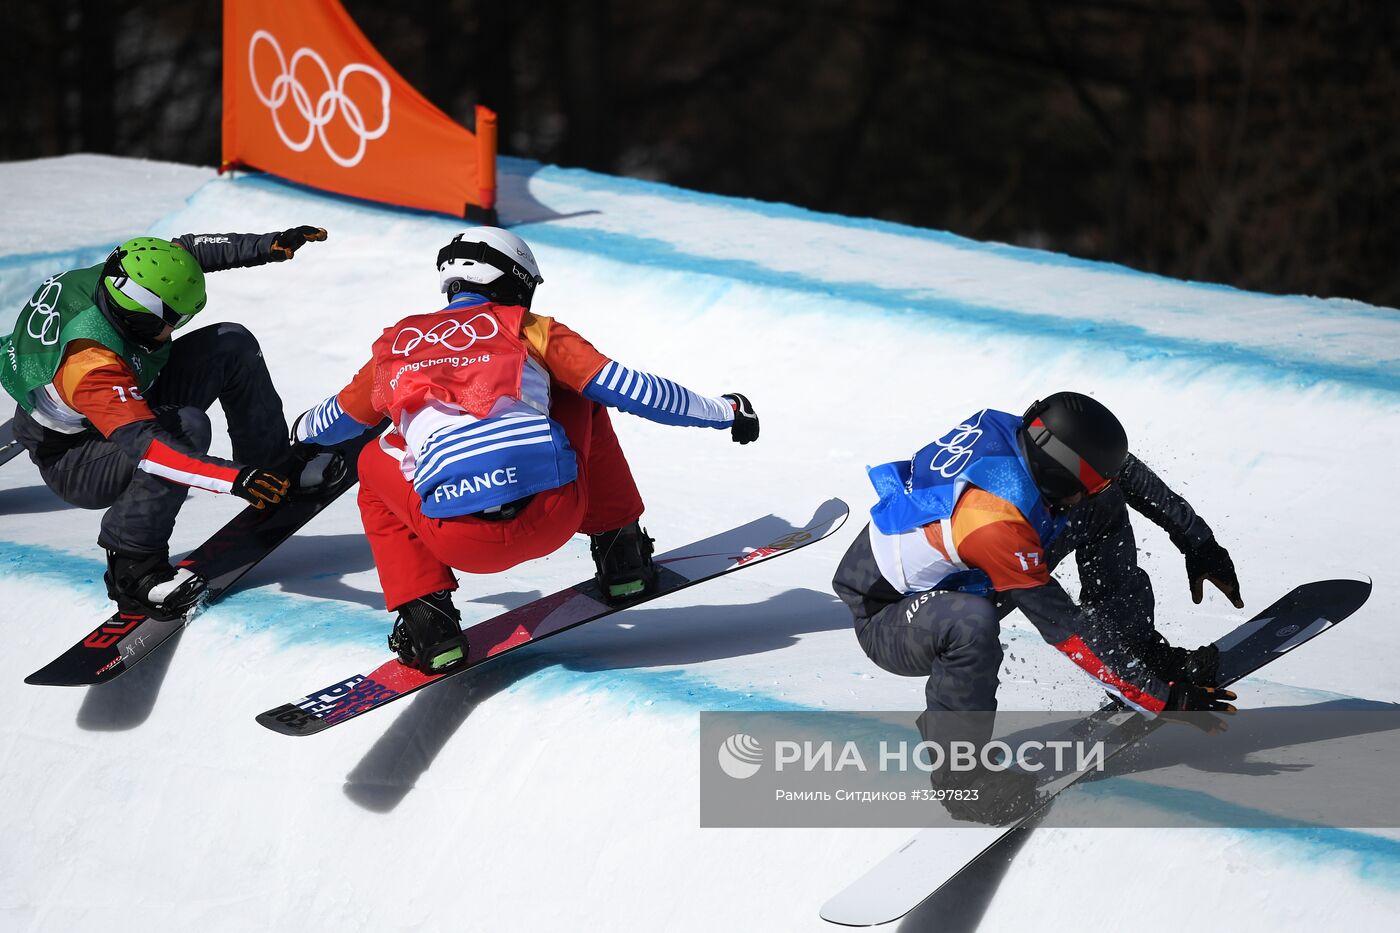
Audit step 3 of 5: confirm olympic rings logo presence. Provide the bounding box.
[391,314,501,356]
[248,30,391,168]
[928,410,987,478]
[25,276,64,347]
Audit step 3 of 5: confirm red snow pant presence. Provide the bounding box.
[357,388,646,610]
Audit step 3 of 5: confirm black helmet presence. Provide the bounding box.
[1019,392,1128,500]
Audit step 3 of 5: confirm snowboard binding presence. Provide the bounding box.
[388,590,470,674]
[104,548,208,621]
[285,443,350,501]
[589,521,657,604]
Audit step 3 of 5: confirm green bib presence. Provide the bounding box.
[0,265,169,415]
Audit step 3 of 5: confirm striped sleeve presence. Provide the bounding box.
[294,395,361,445]
[137,438,241,494]
[583,360,734,429]
[101,418,246,497]
[519,312,732,428]
[295,360,380,446]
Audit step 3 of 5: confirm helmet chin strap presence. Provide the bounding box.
[445,277,531,308]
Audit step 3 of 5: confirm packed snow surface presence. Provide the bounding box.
[1,154,1398,931]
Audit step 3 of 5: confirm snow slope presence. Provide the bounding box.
[1,154,1398,932]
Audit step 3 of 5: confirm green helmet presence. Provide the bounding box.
[101,237,207,337]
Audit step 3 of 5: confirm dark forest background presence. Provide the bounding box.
[2,1,1396,306]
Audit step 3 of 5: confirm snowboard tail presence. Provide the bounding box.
[257,498,851,736]
[24,425,387,687]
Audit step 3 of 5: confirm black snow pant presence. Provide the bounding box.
[12,323,289,555]
[832,485,1161,726]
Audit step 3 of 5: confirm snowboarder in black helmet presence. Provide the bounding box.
[0,226,330,621]
[832,392,1240,821]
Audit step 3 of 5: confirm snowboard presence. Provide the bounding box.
[0,418,21,468]
[818,577,1373,927]
[24,425,387,687]
[256,498,850,736]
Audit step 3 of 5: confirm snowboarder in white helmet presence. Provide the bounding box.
[435,227,544,305]
[0,226,330,621]
[292,226,761,675]
[832,393,1242,823]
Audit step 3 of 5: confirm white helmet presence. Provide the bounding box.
[436,226,543,306]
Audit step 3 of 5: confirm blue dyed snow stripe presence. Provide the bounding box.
[219,172,1400,395]
[518,223,1400,394]
[7,536,1400,884]
[0,538,814,713]
[0,540,105,585]
[518,158,1349,304]
[503,661,813,713]
[1072,778,1400,887]
[0,245,116,330]
[0,244,113,275]
[0,536,387,646]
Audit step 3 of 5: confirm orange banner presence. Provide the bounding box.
[221,0,496,218]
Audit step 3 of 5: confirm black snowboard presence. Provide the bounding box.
[256,498,850,736]
[820,577,1373,926]
[24,425,386,687]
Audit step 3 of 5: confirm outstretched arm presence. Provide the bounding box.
[1120,454,1243,607]
[583,360,734,429]
[173,225,327,272]
[524,312,757,443]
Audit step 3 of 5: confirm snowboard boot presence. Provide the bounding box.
[589,521,657,604]
[387,590,469,674]
[104,548,208,621]
[282,442,349,500]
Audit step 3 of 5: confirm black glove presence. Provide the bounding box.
[232,467,291,510]
[1176,638,1220,683]
[269,225,328,261]
[1184,537,1244,608]
[938,767,1040,826]
[722,393,759,444]
[1165,681,1238,734]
